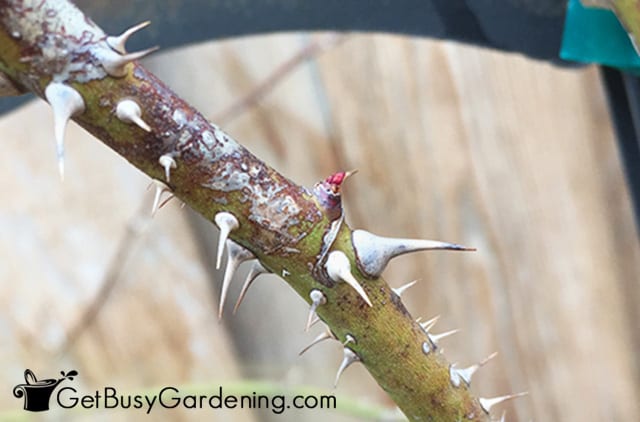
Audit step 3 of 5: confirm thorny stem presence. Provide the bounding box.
[0,1,495,421]
[61,38,332,352]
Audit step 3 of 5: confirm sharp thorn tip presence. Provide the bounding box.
[352,229,475,277]
[334,348,359,387]
[218,240,255,319]
[232,261,268,314]
[479,392,528,413]
[325,251,372,306]
[298,329,334,356]
[392,279,419,297]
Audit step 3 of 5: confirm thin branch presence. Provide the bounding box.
[212,34,347,124]
[0,1,504,420]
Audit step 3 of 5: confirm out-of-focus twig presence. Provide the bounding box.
[212,34,347,124]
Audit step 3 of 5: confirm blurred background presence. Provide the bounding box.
[1,24,640,422]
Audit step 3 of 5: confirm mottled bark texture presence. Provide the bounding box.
[0,1,501,420]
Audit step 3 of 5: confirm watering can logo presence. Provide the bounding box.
[13,369,78,412]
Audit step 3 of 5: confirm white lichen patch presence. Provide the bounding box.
[177,130,193,146]
[3,1,110,83]
[203,162,250,192]
[213,134,240,159]
[194,125,241,159]
[4,1,104,46]
[201,130,216,148]
[172,109,187,129]
[248,184,301,232]
[202,157,301,236]
[249,165,260,177]
[170,115,242,161]
[212,124,227,142]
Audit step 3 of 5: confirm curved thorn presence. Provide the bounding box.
[218,240,254,319]
[334,348,359,388]
[100,46,159,77]
[428,329,459,345]
[392,279,419,297]
[299,328,335,356]
[158,193,175,209]
[352,229,475,277]
[305,290,327,332]
[44,82,85,181]
[214,212,239,270]
[106,21,151,54]
[149,180,171,216]
[116,99,151,132]
[158,155,177,182]
[325,251,372,307]
[479,392,528,414]
[309,314,321,328]
[232,261,268,314]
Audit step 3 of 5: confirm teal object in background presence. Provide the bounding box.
[561,0,640,71]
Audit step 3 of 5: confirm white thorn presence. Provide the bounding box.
[305,290,327,332]
[44,82,85,181]
[214,212,239,270]
[450,352,498,387]
[325,251,372,307]
[309,314,321,327]
[351,229,475,277]
[232,261,268,314]
[158,193,175,210]
[343,334,355,346]
[106,21,151,54]
[116,99,151,132]
[479,392,528,414]
[334,348,359,388]
[218,240,254,319]
[428,329,459,345]
[158,155,177,182]
[149,180,171,216]
[499,411,507,422]
[299,328,335,356]
[100,46,159,77]
[457,352,498,385]
[392,279,418,297]
[419,315,441,333]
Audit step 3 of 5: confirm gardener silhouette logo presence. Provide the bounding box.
[13,369,78,412]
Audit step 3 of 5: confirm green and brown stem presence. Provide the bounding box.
[0,1,492,420]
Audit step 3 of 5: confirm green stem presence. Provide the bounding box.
[0,1,491,420]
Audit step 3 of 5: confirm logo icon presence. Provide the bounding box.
[13,369,78,412]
